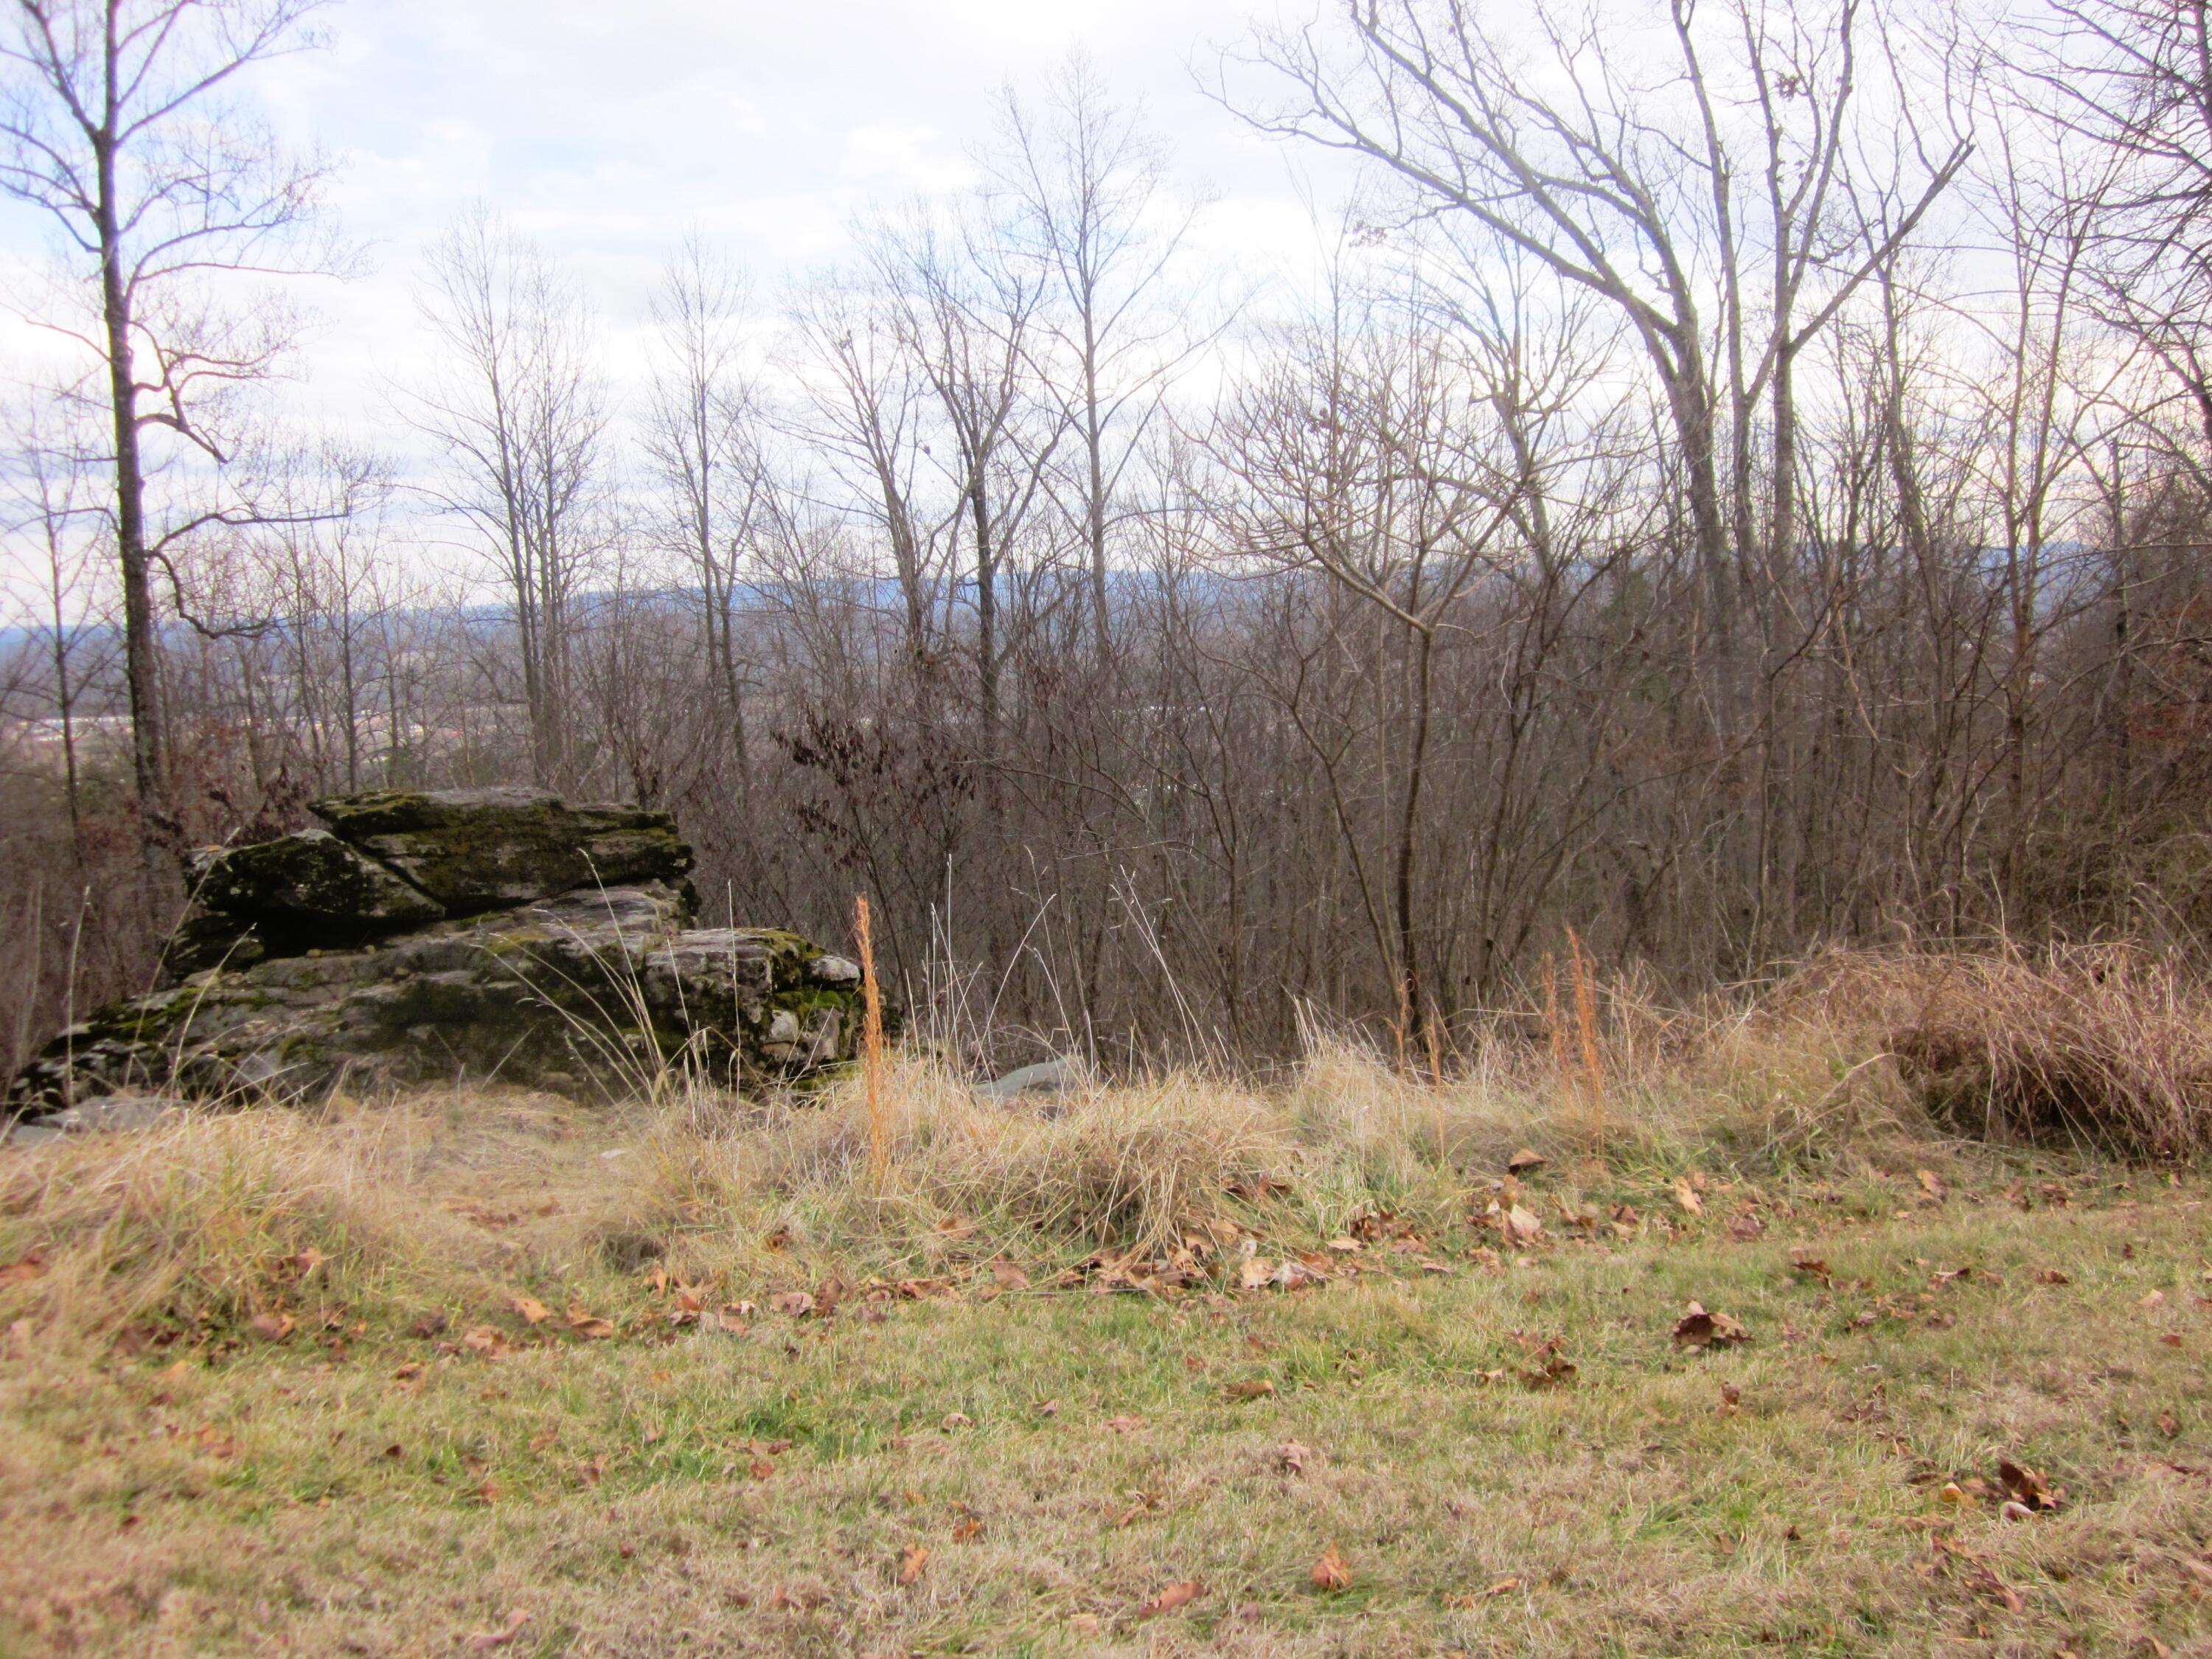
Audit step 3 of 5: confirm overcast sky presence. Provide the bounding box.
[128,0,1339,428]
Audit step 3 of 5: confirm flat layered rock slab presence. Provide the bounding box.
[309,788,693,912]
[190,828,445,928]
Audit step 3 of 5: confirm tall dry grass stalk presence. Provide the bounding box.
[1542,952,1569,1088]
[1568,927,1607,1153]
[855,894,889,1189]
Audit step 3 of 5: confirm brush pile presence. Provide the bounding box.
[1806,945,2212,1156]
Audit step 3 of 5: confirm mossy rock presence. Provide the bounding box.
[5,883,863,1116]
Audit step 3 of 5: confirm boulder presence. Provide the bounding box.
[4,788,862,1121]
[974,1057,1088,1101]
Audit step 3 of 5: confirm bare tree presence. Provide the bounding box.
[991,52,1200,653]
[2020,0,2212,467]
[867,203,1062,749]
[787,268,956,688]
[1225,0,1972,961]
[409,208,608,787]
[642,235,762,796]
[0,0,342,827]
[1,385,111,834]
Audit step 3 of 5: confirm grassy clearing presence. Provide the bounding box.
[2,985,2211,1655]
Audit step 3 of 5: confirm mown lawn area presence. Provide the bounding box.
[4,1130,2209,1657]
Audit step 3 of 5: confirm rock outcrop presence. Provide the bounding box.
[7,790,863,1120]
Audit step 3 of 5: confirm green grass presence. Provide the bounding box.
[4,1137,2211,1656]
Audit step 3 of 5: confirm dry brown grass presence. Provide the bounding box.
[1787,944,2212,1157]
[0,953,1960,1361]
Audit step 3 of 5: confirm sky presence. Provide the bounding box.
[0,0,1379,610]
[102,0,1335,429]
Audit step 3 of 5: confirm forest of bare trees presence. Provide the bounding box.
[4,0,2211,1077]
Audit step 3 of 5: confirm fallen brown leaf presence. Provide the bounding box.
[897,1543,930,1585]
[511,1295,550,1326]
[1225,1378,1276,1400]
[1138,1579,1206,1618]
[1997,1458,2060,1512]
[768,1290,815,1318]
[1917,1169,1947,1204]
[247,1312,294,1343]
[565,1304,615,1340]
[1506,1147,1545,1175]
[1673,1178,1704,1217]
[464,1609,531,1650]
[1310,1543,1352,1591]
[1672,1302,1749,1349]
[1503,1203,1545,1246]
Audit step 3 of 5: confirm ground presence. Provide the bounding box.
[2,1048,2211,1655]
